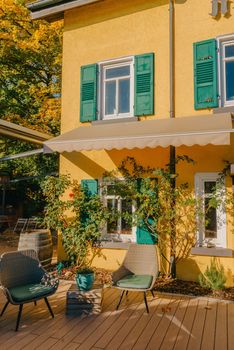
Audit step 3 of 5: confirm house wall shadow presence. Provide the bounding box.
[177,258,202,282]
[65,0,169,30]
[177,257,234,287]
[62,147,170,178]
[63,152,107,178]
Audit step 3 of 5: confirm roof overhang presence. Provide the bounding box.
[43,113,233,154]
[0,119,52,145]
[27,0,102,21]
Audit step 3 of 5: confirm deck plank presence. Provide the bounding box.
[159,298,190,350]
[65,343,82,350]
[6,333,38,350]
[105,293,158,350]
[47,289,119,350]
[215,302,227,350]
[227,303,234,350]
[35,337,59,350]
[200,300,217,350]
[0,280,233,350]
[118,296,162,350]
[187,298,208,350]
[95,292,146,349]
[76,292,142,350]
[146,297,181,349]
[173,298,199,350]
[132,297,174,350]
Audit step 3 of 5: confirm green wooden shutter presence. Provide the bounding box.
[80,64,98,122]
[136,217,157,245]
[134,53,154,116]
[81,179,98,196]
[194,39,218,110]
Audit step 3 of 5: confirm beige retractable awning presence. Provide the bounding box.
[43,113,233,153]
[0,119,52,145]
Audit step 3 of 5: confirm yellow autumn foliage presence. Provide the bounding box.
[0,0,63,136]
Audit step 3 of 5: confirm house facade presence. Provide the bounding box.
[29,0,234,284]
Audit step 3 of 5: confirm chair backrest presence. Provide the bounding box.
[0,250,44,289]
[25,218,38,231]
[123,244,159,278]
[13,218,28,234]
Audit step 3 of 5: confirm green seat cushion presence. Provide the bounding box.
[9,283,55,303]
[116,274,153,289]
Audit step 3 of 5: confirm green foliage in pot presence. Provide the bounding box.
[40,175,109,266]
[76,267,94,274]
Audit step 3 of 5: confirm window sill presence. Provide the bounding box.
[98,241,131,249]
[191,247,233,257]
[92,117,138,126]
[213,106,234,114]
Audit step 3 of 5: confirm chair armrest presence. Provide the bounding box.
[112,266,132,285]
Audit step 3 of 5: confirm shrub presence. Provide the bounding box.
[198,258,226,290]
[40,175,108,267]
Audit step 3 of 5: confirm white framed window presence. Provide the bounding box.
[98,57,134,120]
[100,181,136,242]
[218,34,234,107]
[195,173,226,248]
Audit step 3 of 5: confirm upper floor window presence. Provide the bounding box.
[218,36,234,107]
[194,35,234,110]
[99,58,134,120]
[80,53,154,123]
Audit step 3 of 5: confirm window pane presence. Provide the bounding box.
[225,61,234,101]
[119,79,130,114]
[107,198,118,234]
[205,198,217,238]
[204,181,216,194]
[121,199,132,235]
[225,45,234,58]
[106,65,130,79]
[105,81,116,115]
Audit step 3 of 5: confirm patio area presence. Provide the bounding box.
[0,280,234,350]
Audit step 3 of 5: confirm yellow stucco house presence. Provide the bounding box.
[28,0,234,284]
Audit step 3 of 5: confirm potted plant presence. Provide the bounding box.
[76,267,95,291]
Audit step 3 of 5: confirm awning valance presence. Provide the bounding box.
[43,113,233,153]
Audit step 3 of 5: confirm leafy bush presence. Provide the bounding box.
[40,175,108,267]
[198,258,226,290]
[104,156,198,277]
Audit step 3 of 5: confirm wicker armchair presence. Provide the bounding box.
[0,250,59,331]
[112,244,159,313]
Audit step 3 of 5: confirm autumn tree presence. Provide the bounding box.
[0,0,62,134]
[0,0,63,216]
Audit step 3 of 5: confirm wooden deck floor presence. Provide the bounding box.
[0,280,234,350]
